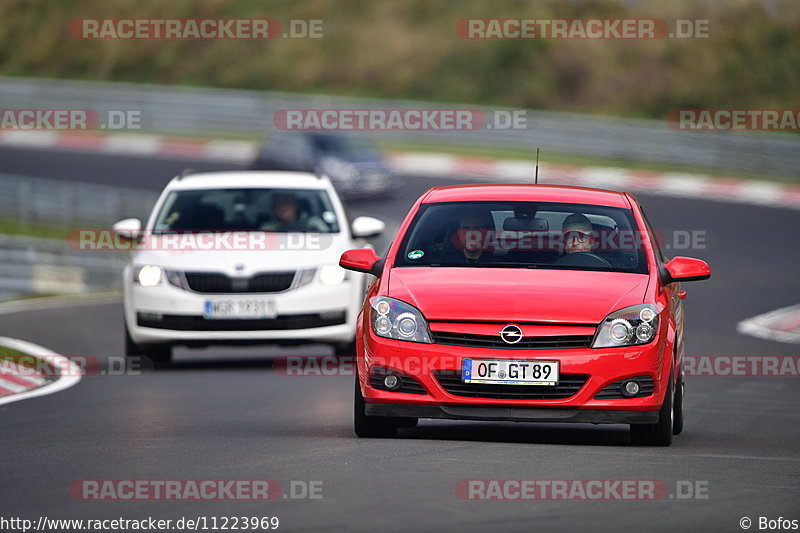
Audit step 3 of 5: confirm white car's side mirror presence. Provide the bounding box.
[351,216,385,238]
[113,218,142,240]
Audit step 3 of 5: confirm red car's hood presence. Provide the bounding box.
[388,267,648,324]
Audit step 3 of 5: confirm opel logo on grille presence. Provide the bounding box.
[500,324,524,344]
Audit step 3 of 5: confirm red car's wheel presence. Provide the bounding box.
[672,374,684,435]
[354,372,398,438]
[631,375,674,446]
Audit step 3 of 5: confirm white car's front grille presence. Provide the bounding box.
[183,271,296,293]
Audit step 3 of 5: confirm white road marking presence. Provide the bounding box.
[102,134,162,155]
[0,361,47,386]
[0,376,28,393]
[205,139,258,162]
[737,304,800,344]
[0,291,121,316]
[0,336,81,407]
[0,130,58,147]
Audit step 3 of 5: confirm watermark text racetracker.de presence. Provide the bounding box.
[1,515,280,532]
[0,109,147,130]
[456,18,709,40]
[68,18,323,39]
[273,108,528,131]
[68,479,322,501]
[683,355,800,377]
[273,355,800,379]
[1,354,140,377]
[69,230,333,252]
[667,109,800,131]
[443,228,712,253]
[456,479,709,501]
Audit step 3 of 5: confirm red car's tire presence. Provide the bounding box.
[354,373,398,438]
[672,374,684,435]
[333,340,356,358]
[631,375,673,446]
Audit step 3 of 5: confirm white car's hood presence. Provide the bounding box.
[130,232,351,275]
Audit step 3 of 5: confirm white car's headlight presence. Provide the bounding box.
[319,264,346,285]
[370,296,432,344]
[135,265,163,287]
[592,304,659,348]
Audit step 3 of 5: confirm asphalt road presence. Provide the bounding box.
[1,146,799,532]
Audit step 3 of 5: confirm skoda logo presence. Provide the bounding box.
[500,324,524,344]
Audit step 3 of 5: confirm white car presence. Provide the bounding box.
[116,171,385,367]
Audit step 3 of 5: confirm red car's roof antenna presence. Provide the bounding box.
[535,147,540,184]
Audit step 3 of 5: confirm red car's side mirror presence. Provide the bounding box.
[664,256,711,283]
[340,249,385,277]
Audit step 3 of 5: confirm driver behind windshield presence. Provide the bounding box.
[561,213,596,255]
[261,193,327,232]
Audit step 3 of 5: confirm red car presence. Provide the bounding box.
[340,184,710,446]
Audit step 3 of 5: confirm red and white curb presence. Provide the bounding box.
[0,360,48,394]
[737,304,800,344]
[0,336,81,406]
[1,130,799,210]
[0,130,255,163]
[390,153,800,210]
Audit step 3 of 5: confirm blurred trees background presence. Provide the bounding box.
[0,0,797,119]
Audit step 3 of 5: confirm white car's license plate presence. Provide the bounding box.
[203,299,276,319]
[462,359,559,386]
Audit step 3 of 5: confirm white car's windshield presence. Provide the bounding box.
[152,188,340,233]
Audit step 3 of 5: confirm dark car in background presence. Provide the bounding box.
[251,132,398,199]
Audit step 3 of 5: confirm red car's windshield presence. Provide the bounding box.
[395,201,648,274]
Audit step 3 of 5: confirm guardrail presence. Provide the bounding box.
[0,172,157,228]
[0,234,127,299]
[1,77,798,177]
[0,172,156,299]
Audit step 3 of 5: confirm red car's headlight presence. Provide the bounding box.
[369,296,432,344]
[592,304,659,348]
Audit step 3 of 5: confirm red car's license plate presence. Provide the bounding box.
[462,359,559,386]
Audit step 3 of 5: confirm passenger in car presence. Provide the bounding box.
[443,207,498,264]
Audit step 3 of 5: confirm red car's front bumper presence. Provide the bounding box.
[358,328,673,424]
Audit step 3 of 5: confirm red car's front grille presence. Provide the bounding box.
[434,371,589,400]
[430,331,594,350]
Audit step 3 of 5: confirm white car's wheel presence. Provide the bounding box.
[125,324,171,370]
